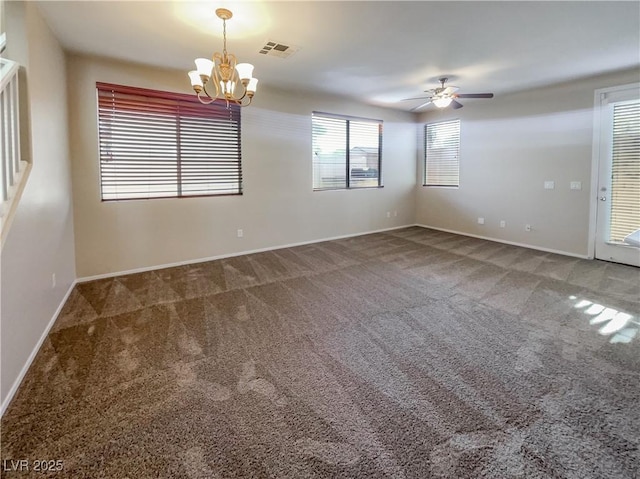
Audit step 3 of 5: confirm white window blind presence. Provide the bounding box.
[312,112,382,190]
[610,99,640,242]
[424,119,460,187]
[97,83,242,201]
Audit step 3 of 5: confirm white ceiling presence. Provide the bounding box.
[36,1,640,111]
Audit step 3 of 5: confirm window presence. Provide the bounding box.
[97,82,241,201]
[312,112,382,190]
[609,99,639,242]
[424,119,460,187]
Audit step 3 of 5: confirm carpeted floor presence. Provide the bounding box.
[2,227,639,478]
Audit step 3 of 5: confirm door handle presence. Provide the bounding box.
[600,196,607,201]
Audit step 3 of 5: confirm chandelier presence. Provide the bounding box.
[188,8,258,107]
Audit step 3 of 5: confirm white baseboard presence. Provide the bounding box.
[415,224,590,259]
[77,224,416,283]
[0,279,77,417]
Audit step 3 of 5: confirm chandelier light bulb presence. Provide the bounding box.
[194,58,214,79]
[235,63,255,82]
[188,71,204,89]
[246,78,259,94]
[220,80,236,96]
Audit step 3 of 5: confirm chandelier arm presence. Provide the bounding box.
[228,96,250,107]
[211,61,222,99]
[230,72,247,102]
[233,88,248,102]
[204,81,223,103]
[226,54,239,100]
[201,81,213,99]
[197,89,216,105]
[238,93,254,107]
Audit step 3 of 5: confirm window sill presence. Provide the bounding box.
[101,192,243,202]
[313,186,384,192]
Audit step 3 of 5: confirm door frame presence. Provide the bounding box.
[588,82,640,263]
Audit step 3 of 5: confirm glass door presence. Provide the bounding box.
[594,85,640,267]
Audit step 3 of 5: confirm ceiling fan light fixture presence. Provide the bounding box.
[187,8,258,107]
[403,78,493,111]
[433,97,453,108]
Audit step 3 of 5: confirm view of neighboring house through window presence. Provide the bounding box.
[312,112,382,190]
[97,83,242,201]
[424,119,461,187]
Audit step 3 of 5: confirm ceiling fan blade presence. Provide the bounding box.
[451,100,464,109]
[402,96,432,101]
[411,100,433,112]
[454,93,494,99]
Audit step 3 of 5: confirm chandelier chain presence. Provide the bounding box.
[222,18,227,58]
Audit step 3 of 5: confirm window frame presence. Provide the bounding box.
[423,118,461,188]
[312,111,383,191]
[96,82,242,202]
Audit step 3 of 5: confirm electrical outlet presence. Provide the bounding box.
[51,273,56,288]
[525,224,532,232]
[477,217,485,225]
[544,181,555,190]
[237,229,243,238]
[570,181,582,190]
[386,211,391,218]
[500,220,506,228]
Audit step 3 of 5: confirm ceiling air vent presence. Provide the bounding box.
[258,40,299,59]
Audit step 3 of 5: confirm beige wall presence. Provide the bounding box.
[415,68,640,257]
[1,2,76,409]
[67,54,417,278]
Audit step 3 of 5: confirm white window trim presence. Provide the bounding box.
[312,111,383,191]
[423,118,461,188]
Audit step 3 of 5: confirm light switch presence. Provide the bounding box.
[570,181,582,190]
[544,181,555,190]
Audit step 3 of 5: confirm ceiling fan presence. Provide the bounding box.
[404,77,494,111]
